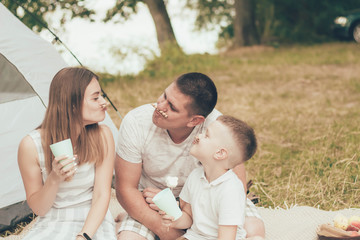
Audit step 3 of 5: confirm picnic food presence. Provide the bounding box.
[152,103,168,118]
[334,214,350,230]
[349,216,360,227]
[347,216,360,231]
[166,176,178,189]
[332,214,360,235]
[318,224,358,238]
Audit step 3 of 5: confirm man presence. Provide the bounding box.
[115,72,265,240]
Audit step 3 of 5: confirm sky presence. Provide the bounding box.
[40,0,220,75]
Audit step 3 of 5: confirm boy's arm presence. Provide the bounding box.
[172,201,193,229]
[161,201,193,230]
[217,225,237,240]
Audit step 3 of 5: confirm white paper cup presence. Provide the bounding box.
[153,188,182,221]
[49,138,73,158]
[50,139,78,181]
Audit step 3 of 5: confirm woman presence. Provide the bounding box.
[18,67,116,239]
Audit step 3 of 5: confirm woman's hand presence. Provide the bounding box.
[51,155,77,182]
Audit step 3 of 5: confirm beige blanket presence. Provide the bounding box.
[4,191,360,240]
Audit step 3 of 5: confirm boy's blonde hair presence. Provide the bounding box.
[217,115,257,168]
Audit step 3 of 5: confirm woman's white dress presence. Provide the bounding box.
[23,130,116,240]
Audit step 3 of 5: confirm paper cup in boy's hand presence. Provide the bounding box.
[153,188,182,221]
[50,138,73,158]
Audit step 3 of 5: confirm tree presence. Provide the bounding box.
[233,0,259,47]
[186,0,259,48]
[104,0,182,53]
[189,0,360,45]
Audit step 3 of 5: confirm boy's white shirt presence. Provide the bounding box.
[180,167,247,240]
[116,104,221,197]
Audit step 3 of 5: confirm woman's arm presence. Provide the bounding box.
[18,135,75,216]
[78,125,115,238]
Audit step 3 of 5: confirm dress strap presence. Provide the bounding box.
[28,130,47,178]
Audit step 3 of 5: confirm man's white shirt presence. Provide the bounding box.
[116,103,221,197]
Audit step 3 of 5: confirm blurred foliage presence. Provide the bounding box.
[96,43,223,87]
[103,0,140,23]
[187,0,360,45]
[0,0,95,32]
[186,0,233,31]
[97,72,117,86]
[3,0,360,50]
[138,44,222,79]
[270,0,360,43]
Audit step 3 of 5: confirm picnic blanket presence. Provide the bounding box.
[3,190,360,240]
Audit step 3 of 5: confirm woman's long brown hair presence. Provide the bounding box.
[39,67,106,173]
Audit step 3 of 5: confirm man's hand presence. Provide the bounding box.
[142,187,161,211]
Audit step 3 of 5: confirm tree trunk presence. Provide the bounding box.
[233,0,259,47]
[143,0,182,53]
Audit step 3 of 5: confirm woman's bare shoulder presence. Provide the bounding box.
[19,134,36,150]
[18,134,38,165]
[99,124,113,137]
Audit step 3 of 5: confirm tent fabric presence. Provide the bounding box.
[0,54,36,103]
[0,2,119,233]
[3,191,360,240]
[0,2,69,210]
[0,97,47,210]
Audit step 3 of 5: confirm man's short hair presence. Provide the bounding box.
[175,72,217,117]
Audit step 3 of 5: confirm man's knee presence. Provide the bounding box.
[244,216,265,238]
[117,230,147,240]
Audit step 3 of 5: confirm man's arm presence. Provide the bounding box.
[218,225,237,240]
[115,155,184,239]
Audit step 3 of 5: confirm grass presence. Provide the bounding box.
[2,42,359,237]
[103,42,360,211]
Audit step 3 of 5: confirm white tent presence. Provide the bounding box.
[0,3,118,232]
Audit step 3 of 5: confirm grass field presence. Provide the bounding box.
[104,42,360,211]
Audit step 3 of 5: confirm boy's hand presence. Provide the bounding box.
[158,210,174,229]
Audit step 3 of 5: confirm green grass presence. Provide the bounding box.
[104,42,360,211]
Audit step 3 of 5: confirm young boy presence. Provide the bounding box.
[160,115,264,240]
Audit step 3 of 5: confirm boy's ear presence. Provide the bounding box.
[214,148,228,160]
[187,115,205,127]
